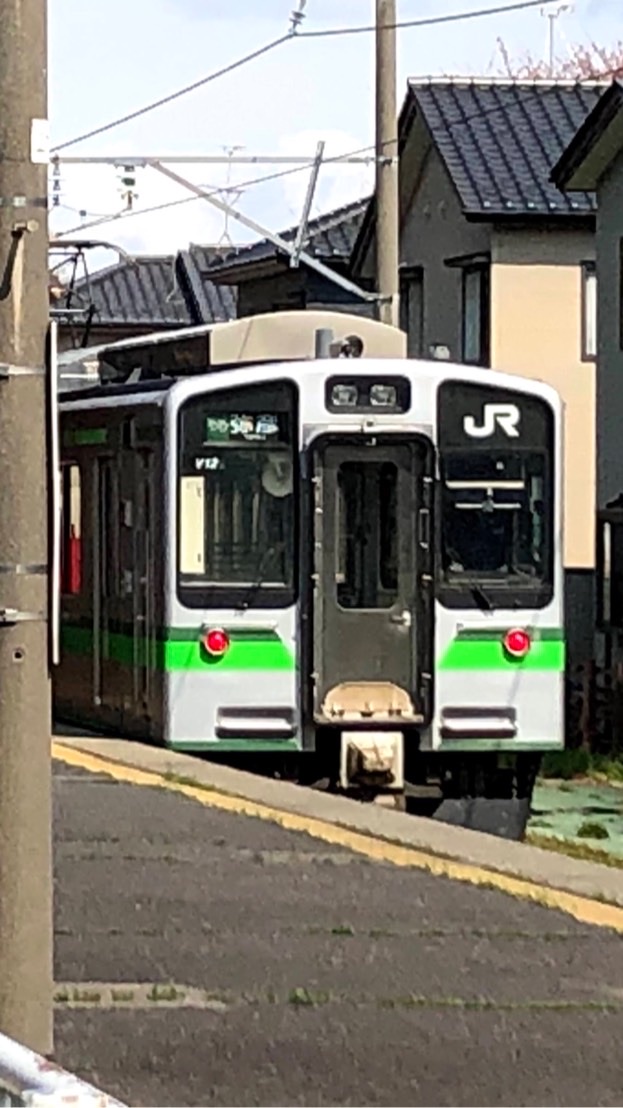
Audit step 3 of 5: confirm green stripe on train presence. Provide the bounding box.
[439,627,565,671]
[60,624,295,672]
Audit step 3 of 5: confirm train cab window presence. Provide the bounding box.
[177,381,297,608]
[61,463,82,595]
[439,451,552,609]
[437,382,555,610]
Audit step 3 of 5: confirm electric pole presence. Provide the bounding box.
[0,0,53,1056]
[375,0,399,328]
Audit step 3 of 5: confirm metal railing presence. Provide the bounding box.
[0,1030,126,1107]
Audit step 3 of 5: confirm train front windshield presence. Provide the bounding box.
[437,381,555,610]
[177,380,297,609]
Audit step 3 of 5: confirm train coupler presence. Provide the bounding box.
[339,730,404,792]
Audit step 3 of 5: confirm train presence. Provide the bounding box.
[54,309,564,840]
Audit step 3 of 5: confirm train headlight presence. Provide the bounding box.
[202,628,230,657]
[503,628,531,659]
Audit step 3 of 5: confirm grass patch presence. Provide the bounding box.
[577,820,610,840]
[111,988,135,1002]
[540,749,591,780]
[331,924,354,936]
[161,770,241,800]
[71,987,101,1004]
[288,987,331,1007]
[147,983,185,1003]
[540,750,623,784]
[526,830,623,869]
[589,755,623,785]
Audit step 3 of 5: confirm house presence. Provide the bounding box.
[351,78,606,665]
[53,248,237,353]
[552,78,623,662]
[204,198,372,318]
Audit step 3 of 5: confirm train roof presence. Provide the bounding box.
[57,310,406,393]
[56,309,561,416]
[59,354,562,418]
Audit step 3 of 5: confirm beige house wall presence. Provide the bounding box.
[490,227,596,569]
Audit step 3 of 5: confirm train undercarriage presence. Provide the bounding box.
[214,734,542,842]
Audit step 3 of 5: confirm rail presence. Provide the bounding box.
[0,1030,126,1107]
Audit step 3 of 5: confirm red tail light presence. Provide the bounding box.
[202,628,230,657]
[503,627,531,659]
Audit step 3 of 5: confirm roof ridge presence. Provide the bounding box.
[408,76,611,88]
[132,253,176,264]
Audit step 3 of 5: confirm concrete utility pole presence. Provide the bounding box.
[0,0,53,1056]
[375,0,399,328]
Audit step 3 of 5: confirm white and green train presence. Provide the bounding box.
[55,310,564,839]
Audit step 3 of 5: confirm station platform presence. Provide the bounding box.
[52,735,623,1107]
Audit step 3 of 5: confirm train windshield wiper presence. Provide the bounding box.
[237,544,283,610]
[470,582,493,610]
[454,576,493,610]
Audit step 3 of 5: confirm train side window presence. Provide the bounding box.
[61,463,82,595]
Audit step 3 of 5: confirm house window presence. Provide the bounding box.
[399,267,424,357]
[461,264,490,366]
[61,463,82,595]
[581,261,596,361]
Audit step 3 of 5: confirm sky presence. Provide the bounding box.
[48,0,621,272]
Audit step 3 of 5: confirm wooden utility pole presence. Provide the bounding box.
[375,0,399,327]
[0,0,53,1055]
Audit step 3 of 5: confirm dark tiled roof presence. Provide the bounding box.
[56,251,237,327]
[206,197,370,277]
[179,245,237,321]
[407,79,607,217]
[57,255,192,326]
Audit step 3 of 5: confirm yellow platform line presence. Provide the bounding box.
[52,741,623,934]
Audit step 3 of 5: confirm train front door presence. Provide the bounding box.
[310,436,433,731]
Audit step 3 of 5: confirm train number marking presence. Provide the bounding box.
[194,456,223,471]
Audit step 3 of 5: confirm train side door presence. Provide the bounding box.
[93,457,122,726]
[117,433,157,731]
[133,449,156,724]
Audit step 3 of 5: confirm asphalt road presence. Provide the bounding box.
[52,760,623,1108]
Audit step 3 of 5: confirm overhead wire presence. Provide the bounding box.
[300,0,565,37]
[53,60,619,243]
[52,145,378,238]
[51,0,616,244]
[51,33,292,153]
[52,0,566,153]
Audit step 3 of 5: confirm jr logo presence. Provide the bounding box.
[463,403,520,439]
